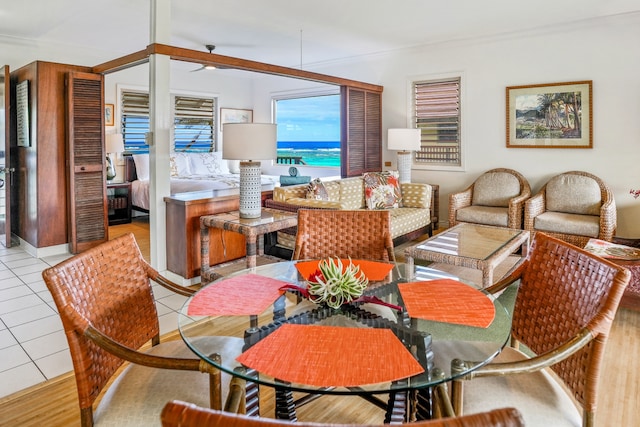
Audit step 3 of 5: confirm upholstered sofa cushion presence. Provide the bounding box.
[534,211,600,237]
[546,174,601,215]
[472,172,521,207]
[456,206,509,227]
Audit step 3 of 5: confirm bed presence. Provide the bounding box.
[124,153,280,212]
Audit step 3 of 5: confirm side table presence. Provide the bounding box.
[200,208,298,284]
[106,181,132,225]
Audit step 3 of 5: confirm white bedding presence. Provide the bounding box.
[131,174,280,211]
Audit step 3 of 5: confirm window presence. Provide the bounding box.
[273,93,340,167]
[120,90,216,154]
[413,77,461,166]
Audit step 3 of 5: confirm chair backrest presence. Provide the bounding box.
[512,232,629,415]
[293,209,395,262]
[161,400,526,427]
[42,233,160,411]
[471,168,530,208]
[543,171,607,215]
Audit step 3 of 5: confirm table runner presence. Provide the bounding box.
[236,324,424,387]
[188,274,289,316]
[295,259,394,281]
[398,279,495,328]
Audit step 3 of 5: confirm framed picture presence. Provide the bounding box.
[220,108,253,124]
[105,103,115,126]
[506,80,592,148]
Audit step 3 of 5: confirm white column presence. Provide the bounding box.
[149,0,171,270]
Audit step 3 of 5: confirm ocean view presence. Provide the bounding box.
[277,141,340,167]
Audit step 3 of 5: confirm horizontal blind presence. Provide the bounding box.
[121,91,150,154]
[174,95,215,152]
[414,78,461,165]
[121,91,216,154]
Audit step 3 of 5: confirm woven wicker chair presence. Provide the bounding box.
[293,209,396,262]
[161,400,525,427]
[450,232,630,427]
[42,233,237,427]
[449,168,531,230]
[524,170,616,247]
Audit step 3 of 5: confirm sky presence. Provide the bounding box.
[276,94,340,141]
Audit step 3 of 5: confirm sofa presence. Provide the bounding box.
[264,173,438,259]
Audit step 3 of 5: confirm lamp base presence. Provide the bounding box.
[396,151,412,184]
[239,161,262,219]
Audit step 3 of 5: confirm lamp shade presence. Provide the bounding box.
[387,128,421,151]
[106,133,124,154]
[222,123,277,161]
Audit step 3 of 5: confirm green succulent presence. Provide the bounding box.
[307,257,368,309]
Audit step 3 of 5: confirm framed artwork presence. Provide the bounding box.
[220,108,253,124]
[506,80,592,148]
[105,103,115,126]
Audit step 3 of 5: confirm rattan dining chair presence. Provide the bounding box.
[293,209,396,262]
[161,400,525,427]
[450,232,630,427]
[42,233,239,427]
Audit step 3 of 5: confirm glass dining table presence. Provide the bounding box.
[178,260,513,423]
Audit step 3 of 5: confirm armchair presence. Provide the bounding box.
[449,168,531,229]
[524,170,616,247]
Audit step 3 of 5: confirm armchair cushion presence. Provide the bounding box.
[456,206,509,228]
[534,211,600,238]
[546,174,601,215]
[472,172,521,207]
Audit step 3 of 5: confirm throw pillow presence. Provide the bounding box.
[306,178,329,200]
[363,171,403,209]
[169,152,192,177]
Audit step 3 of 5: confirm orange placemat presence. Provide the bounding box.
[188,274,289,316]
[398,279,495,328]
[236,324,424,387]
[295,259,394,282]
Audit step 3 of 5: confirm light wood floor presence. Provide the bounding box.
[1,221,637,426]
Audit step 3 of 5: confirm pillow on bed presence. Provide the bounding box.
[132,154,150,180]
[170,152,192,177]
[189,152,230,175]
[227,160,241,174]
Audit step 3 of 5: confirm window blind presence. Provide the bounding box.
[120,91,216,154]
[413,78,461,165]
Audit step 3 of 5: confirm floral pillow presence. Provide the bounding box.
[363,171,403,209]
[169,152,192,177]
[306,178,329,200]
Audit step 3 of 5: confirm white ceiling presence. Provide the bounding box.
[1,0,639,68]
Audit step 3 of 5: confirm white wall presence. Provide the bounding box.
[307,12,640,236]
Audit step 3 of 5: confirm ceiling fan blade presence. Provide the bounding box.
[190,65,207,72]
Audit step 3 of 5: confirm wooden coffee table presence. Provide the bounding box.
[405,223,530,288]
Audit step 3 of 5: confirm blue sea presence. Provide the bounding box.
[277,141,340,167]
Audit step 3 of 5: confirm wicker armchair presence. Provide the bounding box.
[293,209,396,262]
[449,168,531,229]
[161,400,525,427]
[524,170,616,247]
[450,232,630,427]
[42,233,236,427]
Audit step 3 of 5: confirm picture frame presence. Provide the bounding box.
[220,108,253,124]
[105,103,115,126]
[506,80,592,148]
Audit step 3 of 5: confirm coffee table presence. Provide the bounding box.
[404,223,530,288]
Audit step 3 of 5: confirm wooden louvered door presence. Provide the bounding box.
[341,86,382,177]
[66,72,107,253]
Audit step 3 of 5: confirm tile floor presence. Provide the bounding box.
[0,243,190,399]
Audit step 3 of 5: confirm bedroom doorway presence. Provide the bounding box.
[109,216,151,262]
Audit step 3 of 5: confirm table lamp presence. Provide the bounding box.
[387,128,421,183]
[105,133,124,182]
[223,123,277,218]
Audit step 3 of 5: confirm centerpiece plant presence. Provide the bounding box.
[306,257,368,309]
